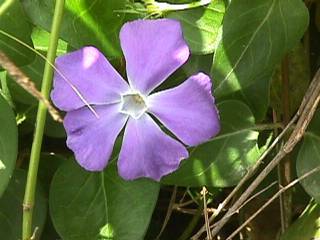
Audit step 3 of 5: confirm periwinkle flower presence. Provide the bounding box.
[51,19,220,181]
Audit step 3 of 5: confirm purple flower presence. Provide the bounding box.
[51,19,220,181]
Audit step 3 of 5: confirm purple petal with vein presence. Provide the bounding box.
[148,73,220,146]
[120,19,189,94]
[118,114,189,181]
[64,104,127,171]
[51,46,129,111]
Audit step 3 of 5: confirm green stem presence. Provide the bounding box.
[143,0,212,15]
[22,1,64,239]
[0,71,13,107]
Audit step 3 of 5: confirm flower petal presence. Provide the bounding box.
[64,104,127,171]
[51,46,130,111]
[148,73,220,146]
[120,19,189,94]
[118,114,188,181]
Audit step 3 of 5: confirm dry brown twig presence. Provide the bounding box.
[192,115,297,239]
[201,187,212,240]
[210,67,320,238]
[192,67,320,239]
[0,51,62,122]
[226,165,320,240]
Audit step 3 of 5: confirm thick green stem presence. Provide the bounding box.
[22,1,64,239]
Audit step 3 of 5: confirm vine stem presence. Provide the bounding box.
[22,1,65,239]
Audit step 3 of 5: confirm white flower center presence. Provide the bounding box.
[120,93,148,119]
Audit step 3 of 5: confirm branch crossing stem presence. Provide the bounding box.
[22,1,65,239]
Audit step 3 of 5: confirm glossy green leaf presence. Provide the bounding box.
[163,100,260,187]
[50,161,160,240]
[182,54,213,77]
[31,27,68,56]
[212,0,308,119]
[0,94,17,197]
[0,0,35,66]
[231,74,271,122]
[22,0,126,57]
[159,53,213,91]
[0,169,47,239]
[280,201,320,240]
[296,110,320,203]
[168,0,225,54]
[38,153,66,192]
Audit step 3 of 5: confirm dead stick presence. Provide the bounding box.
[201,187,212,240]
[0,51,62,122]
[210,67,320,237]
[191,104,297,239]
[226,165,320,240]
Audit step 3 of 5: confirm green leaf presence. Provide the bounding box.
[22,0,126,58]
[163,100,260,187]
[31,27,68,56]
[280,201,320,240]
[0,94,17,197]
[159,53,213,91]
[50,161,160,240]
[0,169,47,239]
[182,54,213,77]
[296,110,320,203]
[212,0,309,119]
[168,0,225,54]
[0,0,35,66]
[38,153,66,193]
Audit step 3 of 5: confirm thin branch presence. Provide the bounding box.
[208,181,278,230]
[0,51,62,123]
[191,117,295,239]
[0,29,99,118]
[175,199,198,208]
[201,187,212,240]
[226,166,320,240]
[236,181,277,213]
[174,207,198,215]
[210,67,320,238]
